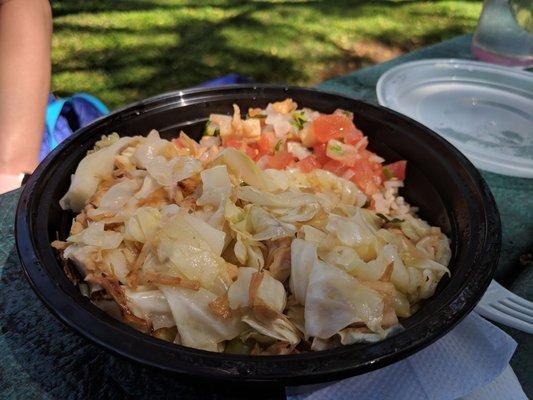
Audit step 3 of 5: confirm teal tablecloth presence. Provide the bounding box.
[0,34,531,399]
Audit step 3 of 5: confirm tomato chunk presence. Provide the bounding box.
[244,145,259,159]
[312,114,356,144]
[313,143,329,165]
[224,138,258,159]
[343,125,364,145]
[256,131,277,155]
[350,158,380,195]
[322,159,348,176]
[384,160,407,180]
[267,151,296,169]
[296,155,321,173]
[222,138,242,149]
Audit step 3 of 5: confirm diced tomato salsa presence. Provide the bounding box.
[266,150,296,170]
[199,100,407,196]
[384,160,407,181]
[296,155,321,173]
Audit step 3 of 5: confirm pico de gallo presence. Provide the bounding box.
[190,98,407,197]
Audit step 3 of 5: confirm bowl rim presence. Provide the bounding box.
[15,84,501,384]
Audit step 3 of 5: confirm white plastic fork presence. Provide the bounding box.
[475,280,533,334]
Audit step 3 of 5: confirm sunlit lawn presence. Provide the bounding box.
[52,0,482,109]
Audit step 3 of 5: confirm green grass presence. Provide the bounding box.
[52,0,482,109]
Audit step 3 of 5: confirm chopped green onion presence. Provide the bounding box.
[329,142,343,154]
[153,327,178,342]
[248,113,266,119]
[376,213,404,224]
[275,139,283,152]
[79,283,90,297]
[203,122,220,137]
[383,167,393,180]
[225,338,253,355]
[341,110,354,119]
[291,111,307,130]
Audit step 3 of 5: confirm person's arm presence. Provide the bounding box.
[0,0,52,192]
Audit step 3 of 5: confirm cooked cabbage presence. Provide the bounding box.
[125,288,175,330]
[67,222,123,249]
[305,260,384,338]
[54,102,451,355]
[145,155,201,187]
[197,165,232,207]
[160,285,244,351]
[60,136,134,212]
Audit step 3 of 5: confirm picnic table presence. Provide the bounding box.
[0,34,531,399]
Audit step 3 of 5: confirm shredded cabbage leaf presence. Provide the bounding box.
[60,136,134,212]
[54,103,452,355]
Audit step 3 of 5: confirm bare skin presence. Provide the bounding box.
[0,0,52,192]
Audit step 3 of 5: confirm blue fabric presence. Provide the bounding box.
[40,75,252,160]
[197,73,253,87]
[41,93,109,160]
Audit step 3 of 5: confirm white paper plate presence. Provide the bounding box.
[376,59,533,178]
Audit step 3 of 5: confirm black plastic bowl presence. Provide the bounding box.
[15,85,500,384]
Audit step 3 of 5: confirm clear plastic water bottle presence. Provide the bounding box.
[472,0,533,67]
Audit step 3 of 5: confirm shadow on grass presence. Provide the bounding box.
[52,0,479,107]
[53,4,303,102]
[53,0,482,17]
